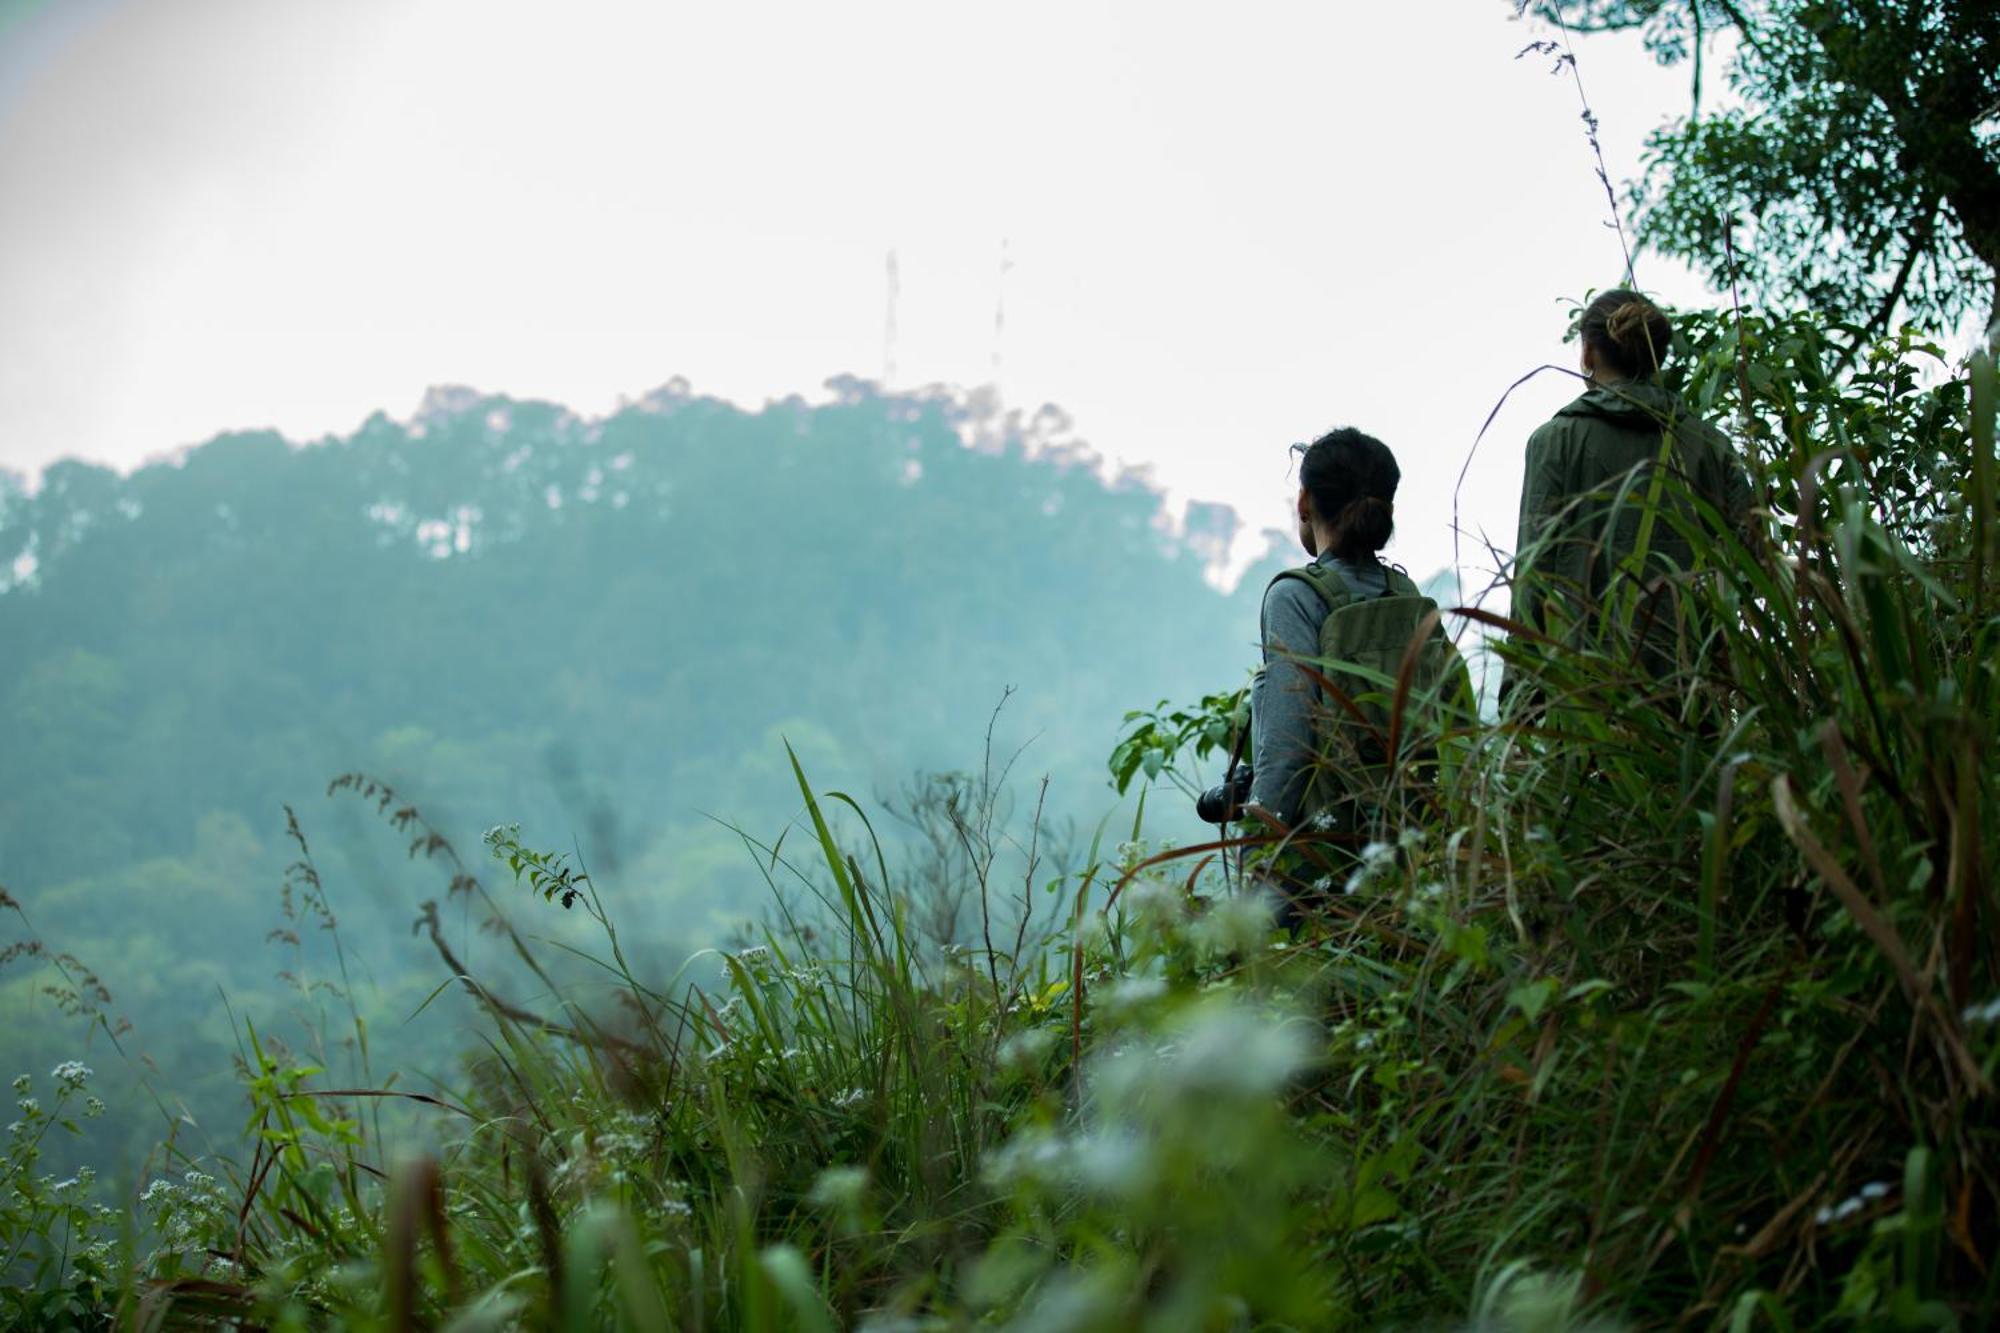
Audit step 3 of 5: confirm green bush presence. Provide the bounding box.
[5,310,1993,1330]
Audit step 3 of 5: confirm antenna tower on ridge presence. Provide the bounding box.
[991,237,1013,404]
[883,248,900,387]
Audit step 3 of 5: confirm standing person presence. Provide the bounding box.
[1238,429,1467,924]
[1511,290,1753,671]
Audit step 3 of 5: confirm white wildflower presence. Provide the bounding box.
[1343,840,1398,895]
[596,1131,648,1160]
[1960,994,2000,1026]
[997,1028,1055,1073]
[1067,1129,1151,1196]
[982,1128,1067,1187]
[855,1315,931,1333]
[1094,999,1314,1108]
[1119,878,1182,933]
[1100,976,1168,1018]
[1191,890,1277,955]
[809,1165,868,1211]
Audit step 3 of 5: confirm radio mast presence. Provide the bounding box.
[991,237,1012,404]
[883,248,900,388]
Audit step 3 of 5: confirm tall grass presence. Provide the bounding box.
[4,309,1995,1329]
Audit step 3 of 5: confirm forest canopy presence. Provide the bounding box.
[0,378,1285,1168]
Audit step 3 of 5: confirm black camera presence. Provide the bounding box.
[1196,764,1254,824]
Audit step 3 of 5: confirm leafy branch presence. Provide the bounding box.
[481,824,589,910]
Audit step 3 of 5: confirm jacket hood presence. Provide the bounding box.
[1557,379,1691,429]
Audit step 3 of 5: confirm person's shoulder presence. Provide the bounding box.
[1679,405,1734,450]
[1263,566,1332,616]
[1549,387,1600,418]
[1533,388,1600,436]
[1378,563,1424,598]
[1526,410,1583,459]
[1658,394,1739,458]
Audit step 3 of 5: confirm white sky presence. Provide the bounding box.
[0,0,1718,593]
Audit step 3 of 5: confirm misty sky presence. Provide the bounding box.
[0,0,1715,591]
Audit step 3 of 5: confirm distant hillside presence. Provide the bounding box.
[0,377,1272,885]
[0,377,1283,1164]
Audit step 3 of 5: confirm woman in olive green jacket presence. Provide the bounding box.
[1512,290,1752,672]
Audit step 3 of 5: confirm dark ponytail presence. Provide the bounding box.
[1298,427,1399,560]
[1577,288,1672,379]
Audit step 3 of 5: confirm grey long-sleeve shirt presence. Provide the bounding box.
[1248,551,1389,823]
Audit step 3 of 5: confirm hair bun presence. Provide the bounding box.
[1606,299,1658,343]
[1337,494,1395,554]
[1579,289,1672,376]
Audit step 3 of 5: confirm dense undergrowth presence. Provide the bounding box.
[3,307,1996,1330]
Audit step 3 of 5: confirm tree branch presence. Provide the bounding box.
[1691,1,1705,116]
[1852,193,1940,355]
[1804,5,2000,323]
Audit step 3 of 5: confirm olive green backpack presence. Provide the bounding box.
[1269,563,1472,833]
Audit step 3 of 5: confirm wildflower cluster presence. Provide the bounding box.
[137,1169,236,1275]
[0,1064,121,1325]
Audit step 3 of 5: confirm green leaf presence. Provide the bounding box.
[1350,1185,1399,1228]
[1507,978,1558,1025]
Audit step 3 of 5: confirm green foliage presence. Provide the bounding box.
[1667,310,1970,546]
[1107,687,1250,797]
[484,822,591,910]
[15,297,1987,1327]
[1526,0,2000,337]
[0,381,1262,1189]
[0,1064,119,1329]
[3,17,1996,1322]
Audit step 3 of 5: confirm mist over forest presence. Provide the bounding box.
[4,0,1996,1321]
[0,377,1287,1167]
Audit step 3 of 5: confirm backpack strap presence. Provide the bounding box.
[1268,561,1360,618]
[1380,566,1425,599]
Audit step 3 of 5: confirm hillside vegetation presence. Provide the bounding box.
[5,0,1999,1321]
[0,378,1271,1180]
[4,302,1994,1328]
